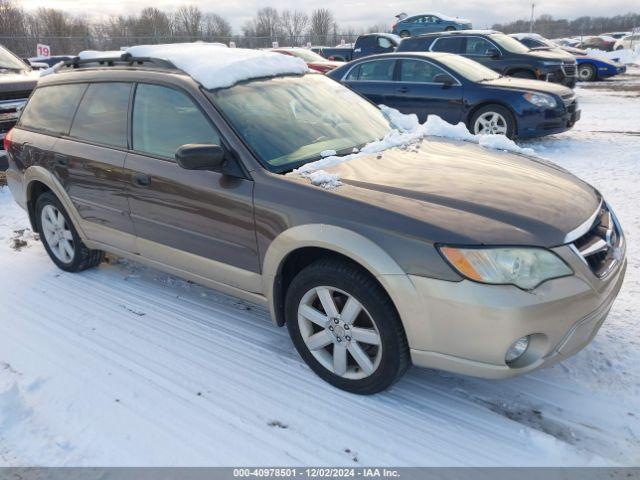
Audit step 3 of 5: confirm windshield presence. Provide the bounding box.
[284,49,328,63]
[490,33,531,54]
[209,74,392,172]
[439,54,501,82]
[0,45,29,71]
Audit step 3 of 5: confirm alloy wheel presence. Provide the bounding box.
[297,286,382,380]
[474,112,508,135]
[41,204,75,263]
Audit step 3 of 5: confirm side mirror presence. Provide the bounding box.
[175,144,246,178]
[487,48,501,59]
[434,73,455,87]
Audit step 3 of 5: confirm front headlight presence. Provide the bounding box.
[439,246,573,290]
[541,61,563,67]
[523,92,557,108]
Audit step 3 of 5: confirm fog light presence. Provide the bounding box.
[505,336,530,365]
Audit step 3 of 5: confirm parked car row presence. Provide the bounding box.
[4,44,627,394]
[510,33,627,81]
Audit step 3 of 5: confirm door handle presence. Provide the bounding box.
[54,153,69,167]
[397,86,409,93]
[132,173,151,187]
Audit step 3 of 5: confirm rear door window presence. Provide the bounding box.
[70,82,132,148]
[351,60,396,81]
[431,37,464,53]
[465,37,496,56]
[132,83,221,159]
[399,60,450,83]
[18,83,87,135]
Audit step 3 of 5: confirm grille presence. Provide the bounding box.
[572,203,623,278]
[0,90,32,102]
[562,63,577,77]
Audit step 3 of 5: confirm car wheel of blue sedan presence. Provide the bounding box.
[470,105,515,138]
[578,64,596,82]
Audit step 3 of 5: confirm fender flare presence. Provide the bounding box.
[261,224,425,345]
[22,166,89,241]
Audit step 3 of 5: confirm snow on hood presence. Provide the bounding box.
[74,43,309,89]
[291,106,535,189]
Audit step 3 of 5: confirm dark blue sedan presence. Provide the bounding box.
[327,52,581,139]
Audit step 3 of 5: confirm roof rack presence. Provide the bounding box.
[62,53,179,71]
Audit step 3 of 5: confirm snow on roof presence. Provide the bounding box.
[76,43,309,90]
[410,12,470,23]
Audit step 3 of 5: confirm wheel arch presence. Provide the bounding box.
[23,166,87,239]
[504,67,537,78]
[262,225,415,328]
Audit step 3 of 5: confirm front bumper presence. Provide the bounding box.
[517,104,581,139]
[393,244,626,379]
[598,64,627,78]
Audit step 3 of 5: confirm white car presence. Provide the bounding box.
[614,33,640,51]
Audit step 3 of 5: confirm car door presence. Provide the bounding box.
[461,36,500,70]
[424,15,441,33]
[430,36,465,55]
[385,58,463,123]
[342,59,397,106]
[124,82,260,288]
[54,82,137,243]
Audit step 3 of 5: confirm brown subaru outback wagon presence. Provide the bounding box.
[5,45,626,394]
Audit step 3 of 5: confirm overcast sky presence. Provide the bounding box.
[16,0,640,31]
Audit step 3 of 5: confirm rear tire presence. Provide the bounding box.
[577,63,596,82]
[469,104,516,139]
[399,30,411,38]
[35,191,104,272]
[285,258,410,394]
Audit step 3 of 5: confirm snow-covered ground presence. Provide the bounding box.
[1,68,639,467]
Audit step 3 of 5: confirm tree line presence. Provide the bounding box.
[0,1,378,57]
[493,12,640,38]
[1,0,639,58]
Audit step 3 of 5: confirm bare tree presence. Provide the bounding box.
[280,9,309,42]
[173,5,203,38]
[203,13,231,39]
[137,7,172,37]
[309,8,335,44]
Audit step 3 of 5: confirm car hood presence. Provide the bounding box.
[482,76,572,95]
[310,61,344,70]
[322,139,599,247]
[0,70,39,89]
[526,49,575,61]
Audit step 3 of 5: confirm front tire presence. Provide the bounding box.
[36,191,104,272]
[470,104,516,139]
[285,258,410,394]
[578,63,597,82]
[445,26,456,31]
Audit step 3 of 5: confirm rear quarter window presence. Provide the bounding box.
[18,83,87,135]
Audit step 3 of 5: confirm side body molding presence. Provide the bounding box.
[261,224,427,347]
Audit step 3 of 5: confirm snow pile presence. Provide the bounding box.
[292,106,535,188]
[72,43,308,89]
[308,170,342,189]
[585,47,640,65]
